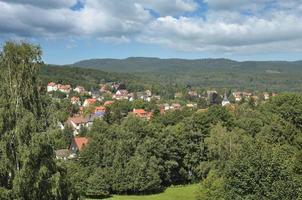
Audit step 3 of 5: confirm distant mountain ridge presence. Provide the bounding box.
[69,57,302,92]
[73,57,302,73]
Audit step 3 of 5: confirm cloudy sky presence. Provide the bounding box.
[0,0,302,64]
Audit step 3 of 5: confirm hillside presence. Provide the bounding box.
[39,65,147,91]
[72,58,302,92]
[73,57,301,73]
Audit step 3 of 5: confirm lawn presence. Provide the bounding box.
[100,184,199,200]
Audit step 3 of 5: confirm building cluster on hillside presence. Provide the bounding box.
[47,81,277,160]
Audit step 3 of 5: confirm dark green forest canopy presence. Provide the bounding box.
[71,57,302,92]
[40,65,147,91]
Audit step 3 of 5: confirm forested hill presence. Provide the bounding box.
[72,58,302,92]
[40,65,147,91]
[73,57,302,73]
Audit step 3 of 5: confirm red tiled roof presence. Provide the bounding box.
[58,84,71,90]
[71,96,80,101]
[74,137,89,151]
[95,106,106,112]
[85,98,97,104]
[68,116,87,124]
[132,109,153,119]
[104,101,114,106]
[48,82,56,86]
[133,109,147,115]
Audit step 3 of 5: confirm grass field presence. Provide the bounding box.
[100,184,199,200]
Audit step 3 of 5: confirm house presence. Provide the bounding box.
[136,92,151,102]
[113,90,129,100]
[67,116,89,135]
[104,100,114,106]
[69,137,89,156]
[74,86,85,94]
[111,82,121,90]
[83,98,97,107]
[90,89,101,99]
[232,92,242,102]
[47,82,57,92]
[153,95,161,100]
[132,109,153,120]
[86,114,96,126]
[100,84,111,93]
[71,96,81,105]
[186,103,197,108]
[55,149,70,160]
[163,103,170,111]
[128,93,135,102]
[58,84,71,93]
[263,92,270,100]
[145,90,152,97]
[188,91,198,97]
[242,92,252,99]
[171,103,181,110]
[95,106,106,117]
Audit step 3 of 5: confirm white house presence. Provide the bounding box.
[74,86,85,94]
[47,82,57,92]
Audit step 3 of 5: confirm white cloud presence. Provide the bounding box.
[0,0,302,55]
[0,0,77,8]
[138,0,198,15]
[139,11,302,53]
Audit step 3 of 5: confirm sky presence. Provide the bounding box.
[0,0,302,64]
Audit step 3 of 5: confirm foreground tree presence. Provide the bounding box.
[0,42,74,199]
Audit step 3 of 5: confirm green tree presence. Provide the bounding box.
[224,141,302,200]
[0,42,74,199]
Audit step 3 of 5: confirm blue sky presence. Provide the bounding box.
[0,0,302,64]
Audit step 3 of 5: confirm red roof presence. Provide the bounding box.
[71,96,80,101]
[133,109,147,115]
[132,109,153,119]
[85,98,97,104]
[68,116,87,124]
[95,106,106,113]
[74,137,89,151]
[104,101,114,106]
[48,82,56,86]
[58,84,71,90]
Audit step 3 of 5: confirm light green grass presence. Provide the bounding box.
[100,184,199,200]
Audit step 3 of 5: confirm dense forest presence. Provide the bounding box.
[73,57,302,92]
[2,42,302,200]
[40,65,148,92]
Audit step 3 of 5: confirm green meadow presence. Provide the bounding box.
[88,184,199,200]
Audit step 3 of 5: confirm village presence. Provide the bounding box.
[46,81,278,161]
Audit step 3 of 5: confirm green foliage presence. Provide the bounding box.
[196,171,225,200]
[263,93,302,129]
[73,58,302,92]
[0,42,75,199]
[198,93,302,200]
[224,142,302,200]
